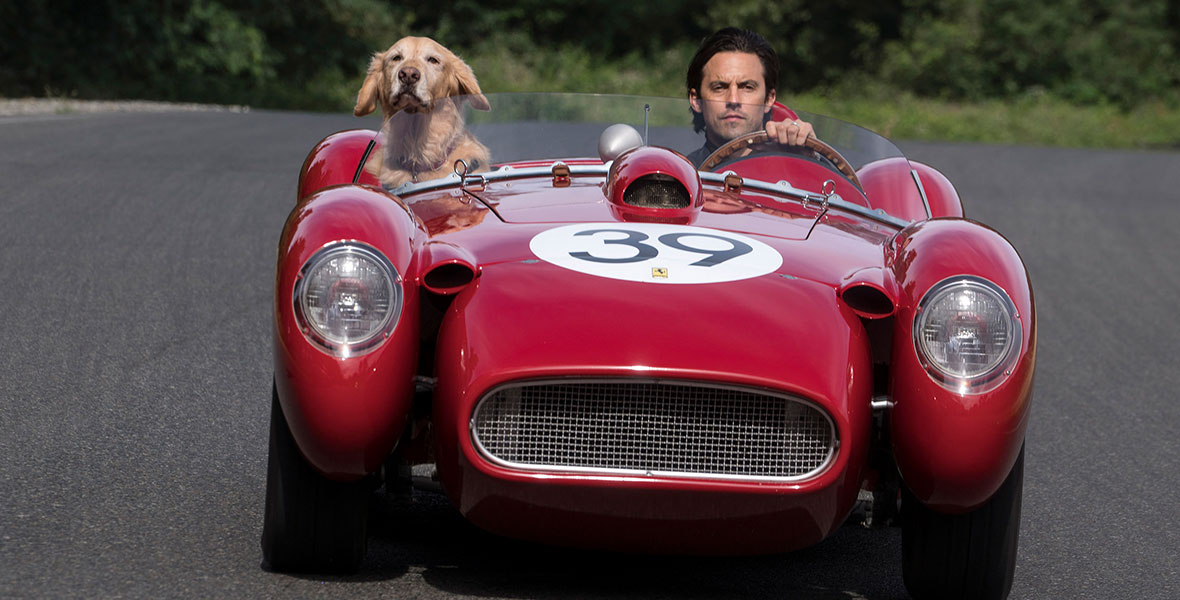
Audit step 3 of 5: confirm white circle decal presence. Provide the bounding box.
[529,223,783,284]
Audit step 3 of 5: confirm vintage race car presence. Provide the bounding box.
[261,93,1035,600]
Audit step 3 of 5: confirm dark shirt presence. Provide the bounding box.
[686,139,719,169]
[688,112,780,168]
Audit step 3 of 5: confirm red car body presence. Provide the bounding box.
[264,94,1034,598]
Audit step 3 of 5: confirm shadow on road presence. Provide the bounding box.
[321,490,914,599]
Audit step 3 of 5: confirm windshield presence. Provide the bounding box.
[372,93,914,221]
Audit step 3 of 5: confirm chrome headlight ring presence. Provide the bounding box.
[293,241,402,358]
[913,276,1022,394]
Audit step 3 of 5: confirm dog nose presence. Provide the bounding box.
[398,66,420,85]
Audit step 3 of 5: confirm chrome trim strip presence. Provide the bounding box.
[911,169,932,219]
[390,164,610,196]
[469,377,839,483]
[353,139,376,184]
[387,163,913,229]
[700,173,911,228]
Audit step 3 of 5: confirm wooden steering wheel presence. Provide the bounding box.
[699,130,862,190]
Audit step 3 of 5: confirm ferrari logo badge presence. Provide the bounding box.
[652,267,668,279]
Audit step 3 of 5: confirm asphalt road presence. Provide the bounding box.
[1,109,1177,599]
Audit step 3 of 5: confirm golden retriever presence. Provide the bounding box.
[354,36,491,187]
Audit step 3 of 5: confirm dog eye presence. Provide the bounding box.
[390,54,402,62]
[427,56,440,64]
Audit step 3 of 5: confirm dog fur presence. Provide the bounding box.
[354,36,491,187]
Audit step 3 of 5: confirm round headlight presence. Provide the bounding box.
[294,242,401,356]
[913,276,1021,393]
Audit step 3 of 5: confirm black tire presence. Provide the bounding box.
[261,382,369,574]
[902,445,1024,600]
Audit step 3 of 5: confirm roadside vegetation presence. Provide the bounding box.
[3,0,1178,149]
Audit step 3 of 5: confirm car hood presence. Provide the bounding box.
[409,181,897,293]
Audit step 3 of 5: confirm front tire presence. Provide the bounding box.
[261,382,369,574]
[902,445,1024,600]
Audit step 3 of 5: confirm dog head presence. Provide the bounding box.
[354,36,490,119]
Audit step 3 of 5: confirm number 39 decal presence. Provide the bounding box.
[529,223,783,284]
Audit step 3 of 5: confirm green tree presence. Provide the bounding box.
[0,0,409,109]
[877,0,1179,106]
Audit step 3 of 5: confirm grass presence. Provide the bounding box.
[458,41,1180,151]
[790,90,1180,150]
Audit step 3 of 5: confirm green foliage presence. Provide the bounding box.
[0,0,408,109]
[396,0,713,60]
[1,0,1178,122]
[692,0,906,92]
[389,1,714,98]
[877,0,1180,107]
[173,1,272,80]
[460,36,694,98]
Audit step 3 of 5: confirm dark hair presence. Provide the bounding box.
[686,28,779,133]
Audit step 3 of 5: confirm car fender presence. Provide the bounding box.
[910,161,964,219]
[857,158,964,221]
[888,218,1036,512]
[297,129,382,201]
[273,184,423,480]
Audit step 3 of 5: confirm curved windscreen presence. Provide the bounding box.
[372,92,914,219]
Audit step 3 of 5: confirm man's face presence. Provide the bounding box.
[689,51,776,146]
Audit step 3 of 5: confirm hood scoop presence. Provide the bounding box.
[605,146,703,224]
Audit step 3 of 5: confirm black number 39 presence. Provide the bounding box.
[569,228,753,267]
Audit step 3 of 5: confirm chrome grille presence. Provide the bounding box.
[471,380,836,482]
[623,176,690,208]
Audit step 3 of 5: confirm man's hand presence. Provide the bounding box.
[765,118,814,146]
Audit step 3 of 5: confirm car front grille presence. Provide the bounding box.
[470,380,836,482]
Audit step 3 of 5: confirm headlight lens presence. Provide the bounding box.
[295,242,401,356]
[913,276,1021,393]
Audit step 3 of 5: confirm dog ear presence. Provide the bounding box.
[354,54,384,117]
[452,60,491,111]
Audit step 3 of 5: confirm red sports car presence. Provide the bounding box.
[262,93,1035,600]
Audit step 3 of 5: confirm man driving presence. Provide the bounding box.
[685,28,815,168]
